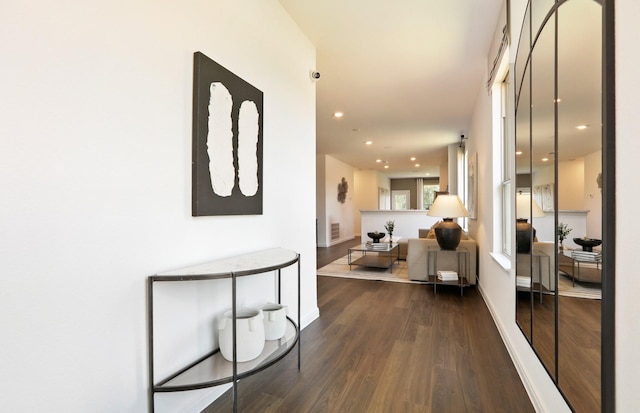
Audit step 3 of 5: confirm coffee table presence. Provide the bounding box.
[558,249,602,286]
[348,242,400,273]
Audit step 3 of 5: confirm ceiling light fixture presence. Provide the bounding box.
[516,151,523,155]
[542,157,549,162]
[576,124,588,130]
[376,159,382,163]
[415,163,420,167]
[365,141,373,145]
[384,165,389,169]
[333,112,344,118]
[410,157,416,161]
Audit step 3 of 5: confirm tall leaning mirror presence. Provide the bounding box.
[556,0,602,410]
[513,0,611,411]
[530,3,557,380]
[514,0,532,343]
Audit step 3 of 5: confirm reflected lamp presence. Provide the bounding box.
[515,192,545,253]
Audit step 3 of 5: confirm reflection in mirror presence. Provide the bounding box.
[515,47,532,343]
[515,3,531,101]
[556,0,602,411]
[514,0,605,411]
[529,9,557,380]
[531,0,555,35]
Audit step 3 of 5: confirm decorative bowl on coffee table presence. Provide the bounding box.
[367,232,386,243]
[573,237,602,252]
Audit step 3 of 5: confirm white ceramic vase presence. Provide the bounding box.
[218,308,265,362]
[261,303,288,340]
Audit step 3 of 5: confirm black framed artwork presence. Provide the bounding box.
[192,51,263,216]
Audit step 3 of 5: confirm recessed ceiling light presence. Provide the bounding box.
[376,159,382,163]
[426,173,430,176]
[554,98,562,103]
[333,112,344,118]
[415,163,420,167]
[576,124,588,130]
[516,151,523,155]
[365,140,373,145]
[542,157,549,162]
[410,157,416,161]
[384,165,389,169]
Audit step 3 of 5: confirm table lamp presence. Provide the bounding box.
[427,194,470,250]
[515,192,545,253]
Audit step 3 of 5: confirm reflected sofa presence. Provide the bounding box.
[516,241,556,291]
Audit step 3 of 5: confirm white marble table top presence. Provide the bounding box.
[155,248,298,279]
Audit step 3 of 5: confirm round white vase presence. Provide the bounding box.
[218,308,265,362]
[261,303,288,340]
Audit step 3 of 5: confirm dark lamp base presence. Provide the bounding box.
[515,218,536,253]
[434,218,462,250]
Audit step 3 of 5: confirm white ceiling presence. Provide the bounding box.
[279,0,503,178]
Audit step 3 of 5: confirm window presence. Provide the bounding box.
[490,46,511,260]
[391,190,410,210]
[423,184,439,209]
[500,77,512,255]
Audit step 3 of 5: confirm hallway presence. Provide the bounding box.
[205,238,534,412]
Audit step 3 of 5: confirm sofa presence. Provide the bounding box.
[406,228,477,285]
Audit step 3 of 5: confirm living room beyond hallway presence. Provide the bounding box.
[205,238,534,412]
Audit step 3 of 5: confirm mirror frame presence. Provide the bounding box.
[601,0,615,411]
[511,0,615,411]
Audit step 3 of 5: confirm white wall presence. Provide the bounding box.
[353,170,390,235]
[583,150,602,239]
[316,155,355,246]
[316,154,328,246]
[360,210,439,240]
[558,159,585,210]
[0,1,317,412]
[615,0,640,410]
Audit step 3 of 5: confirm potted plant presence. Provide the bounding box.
[384,220,395,242]
[558,222,572,251]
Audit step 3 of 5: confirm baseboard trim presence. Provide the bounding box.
[301,306,320,329]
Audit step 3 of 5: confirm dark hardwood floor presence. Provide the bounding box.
[204,237,534,412]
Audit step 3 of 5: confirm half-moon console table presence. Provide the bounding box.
[147,248,301,413]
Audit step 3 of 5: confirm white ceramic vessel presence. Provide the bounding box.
[261,303,288,340]
[218,308,265,362]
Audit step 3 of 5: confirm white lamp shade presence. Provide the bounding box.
[516,192,545,219]
[427,194,470,218]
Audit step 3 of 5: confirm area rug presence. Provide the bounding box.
[317,255,421,284]
[558,273,601,300]
[319,256,601,299]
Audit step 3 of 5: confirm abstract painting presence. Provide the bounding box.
[192,52,263,216]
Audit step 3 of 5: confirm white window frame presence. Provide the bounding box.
[491,49,512,267]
